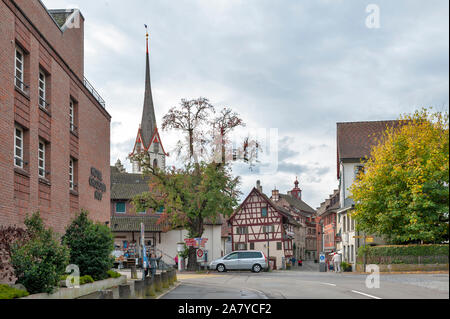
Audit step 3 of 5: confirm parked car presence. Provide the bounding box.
[208,251,268,273]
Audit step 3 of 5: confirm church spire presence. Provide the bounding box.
[140,25,157,149]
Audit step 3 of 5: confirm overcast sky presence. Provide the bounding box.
[42,0,449,208]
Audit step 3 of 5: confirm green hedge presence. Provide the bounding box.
[107,270,122,279]
[358,244,449,258]
[60,274,95,286]
[0,284,29,299]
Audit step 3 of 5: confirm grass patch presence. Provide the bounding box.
[0,284,29,299]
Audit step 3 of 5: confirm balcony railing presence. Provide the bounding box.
[39,97,51,112]
[83,77,106,109]
[15,77,30,96]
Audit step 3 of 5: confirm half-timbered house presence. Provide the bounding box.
[228,181,300,269]
[271,179,318,261]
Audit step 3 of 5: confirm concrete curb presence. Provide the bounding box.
[156,281,181,300]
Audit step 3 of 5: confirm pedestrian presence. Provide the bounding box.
[332,252,342,273]
[149,252,163,278]
[174,255,179,269]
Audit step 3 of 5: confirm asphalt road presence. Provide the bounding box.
[162,269,449,299]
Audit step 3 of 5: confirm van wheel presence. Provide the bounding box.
[217,264,226,273]
[252,264,262,273]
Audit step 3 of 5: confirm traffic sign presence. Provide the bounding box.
[319,253,326,263]
[197,249,204,258]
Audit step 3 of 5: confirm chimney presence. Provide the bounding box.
[256,180,263,193]
[272,188,280,202]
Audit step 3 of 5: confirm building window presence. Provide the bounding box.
[355,165,365,181]
[153,159,158,169]
[236,227,248,235]
[38,140,46,178]
[15,47,24,91]
[351,245,354,262]
[250,242,255,250]
[69,98,78,133]
[237,243,247,251]
[276,242,282,251]
[343,216,346,233]
[38,71,47,109]
[263,225,275,233]
[14,126,24,168]
[261,207,268,217]
[157,206,164,214]
[69,158,74,190]
[116,202,126,214]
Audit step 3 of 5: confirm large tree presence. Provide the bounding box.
[350,109,449,244]
[131,98,256,270]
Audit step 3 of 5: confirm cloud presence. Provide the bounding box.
[40,0,449,208]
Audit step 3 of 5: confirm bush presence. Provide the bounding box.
[0,284,29,299]
[357,244,449,265]
[358,244,449,258]
[0,226,29,283]
[107,270,122,279]
[62,211,114,281]
[10,212,70,294]
[341,262,353,272]
[60,274,94,286]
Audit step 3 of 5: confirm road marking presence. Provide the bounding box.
[321,283,337,287]
[351,290,382,299]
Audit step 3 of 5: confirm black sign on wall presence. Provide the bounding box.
[89,167,106,201]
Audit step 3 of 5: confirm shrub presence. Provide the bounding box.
[341,262,353,272]
[358,244,449,258]
[60,274,95,286]
[0,226,29,283]
[10,212,70,294]
[62,211,114,281]
[107,270,122,279]
[357,244,449,264]
[0,284,29,299]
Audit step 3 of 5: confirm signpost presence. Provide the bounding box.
[141,223,148,280]
[319,253,327,272]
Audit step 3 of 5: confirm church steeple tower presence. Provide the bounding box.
[129,26,168,174]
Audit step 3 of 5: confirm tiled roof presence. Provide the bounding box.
[111,216,166,232]
[279,194,316,215]
[337,120,400,160]
[111,167,150,200]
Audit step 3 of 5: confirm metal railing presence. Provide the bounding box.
[83,77,106,109]
[39,97,51,112]
[15,77,30,95]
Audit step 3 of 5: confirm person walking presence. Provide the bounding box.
[149,252,163,278]
[174,255,179,269]
[332,252,342,273]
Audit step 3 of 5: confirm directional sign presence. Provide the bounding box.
[319,253,326,263]
[185,238,208,248]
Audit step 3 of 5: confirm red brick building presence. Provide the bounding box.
[0,0,111,233]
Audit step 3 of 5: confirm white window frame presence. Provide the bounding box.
[69,99,75,132]
[15,47,24,90]
[14,126,24,168]
[69,158,74,190]
[38,140,46,178]
[263,225,275,233]
[38,71,46,109]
